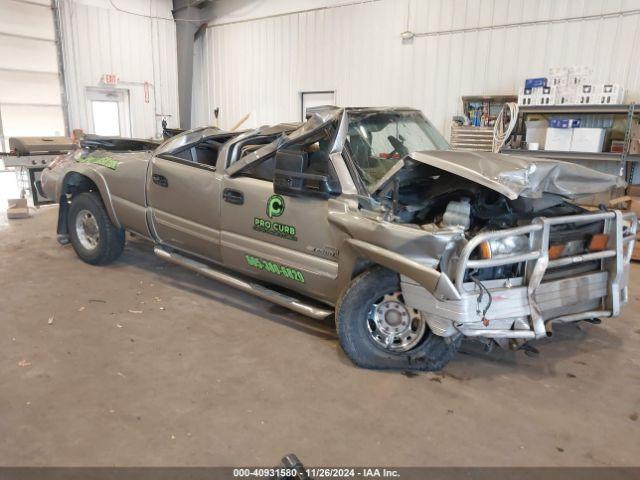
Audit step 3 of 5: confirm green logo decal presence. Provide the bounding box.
[266,194,285,218]
[254,217,297,241]
[245,254,305,283]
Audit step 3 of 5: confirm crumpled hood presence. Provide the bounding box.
[408,150,626,200]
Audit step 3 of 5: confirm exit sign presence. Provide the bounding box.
[102,74,118,85]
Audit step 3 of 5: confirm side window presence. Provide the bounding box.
[227,136,276,170]
[160,140,220,169]
[238,128,336,192]
[277,128,339,197]
[241,129,335,183]
[286,130,333,176]
[241,155,276,182]
[172,148,194,162]
[191,142,219,167]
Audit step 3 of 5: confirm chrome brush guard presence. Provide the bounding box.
[410,211,637,340]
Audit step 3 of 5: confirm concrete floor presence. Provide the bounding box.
[1,206,639,467]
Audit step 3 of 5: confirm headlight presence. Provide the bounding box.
[479,235,530,259]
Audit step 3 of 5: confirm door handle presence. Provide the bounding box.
[223,188,244,205]
[152,174,168,187]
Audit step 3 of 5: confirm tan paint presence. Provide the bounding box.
[40,108,629,331]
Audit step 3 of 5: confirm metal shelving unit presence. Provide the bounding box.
[502,103,639,182]
[516,104,632,114]
[501,149,623,162]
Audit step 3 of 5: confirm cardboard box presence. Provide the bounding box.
[518,87,537,106]
[577,84,596,104]
[525,120,548,149]
[549,67,568,76]
[7,198,30,219]
[545,128,573,151]
[538,85,556,105]
[571,128,606,153]
[568,65,593,87]
[610,140,625,153]
[549,118,581,128]
[525,77,548,89]
[632,240,640,261]
[549,75,568,87]
[626,185,640,197]
[628,197,640,218]
[629,121,640,155]
[597,84,625,104]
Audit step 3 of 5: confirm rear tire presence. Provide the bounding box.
[336,266,461,371]
[67,192,124,265]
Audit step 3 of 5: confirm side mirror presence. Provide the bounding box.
[273,149,341,198]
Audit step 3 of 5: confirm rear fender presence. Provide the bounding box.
[59,166,121,229]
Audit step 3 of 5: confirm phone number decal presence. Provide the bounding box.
[245,254,305,283]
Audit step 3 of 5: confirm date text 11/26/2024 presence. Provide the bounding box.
[233,467,401,478]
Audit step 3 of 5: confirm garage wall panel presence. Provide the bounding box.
[0,104,66,139]
[0,71,61,104]
[58,0,180,138]
[193,0,640,138]
[0,35,59,72]
[0,0,55,40]
[0,0,65,150]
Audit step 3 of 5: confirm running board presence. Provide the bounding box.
[154,247,333,320]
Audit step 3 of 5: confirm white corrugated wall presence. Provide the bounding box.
[192,0,640,138]
[0,0,65,151]
[58,0,180,138]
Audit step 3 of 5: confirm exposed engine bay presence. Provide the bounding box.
[375,161,605,281]
[376,162,589,230]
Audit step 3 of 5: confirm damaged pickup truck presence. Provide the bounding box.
[41,107,636,371]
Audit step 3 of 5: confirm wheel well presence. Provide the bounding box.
[62,172,98,196]
[350,257,376,280]
[57,173,99,236]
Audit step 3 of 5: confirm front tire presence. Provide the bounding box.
[67,192,124,265]
[336,266,461,371]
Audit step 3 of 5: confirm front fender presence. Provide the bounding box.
[338,238,461,301]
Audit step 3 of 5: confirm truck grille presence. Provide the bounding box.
[544,220,605,278]
[455,210,636,292]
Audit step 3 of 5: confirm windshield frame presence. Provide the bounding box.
[342,108,451,193]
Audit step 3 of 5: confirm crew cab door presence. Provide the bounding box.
[219,126,341,303]
[146,132,229,262]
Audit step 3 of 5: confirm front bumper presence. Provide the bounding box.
[402,210,637,339]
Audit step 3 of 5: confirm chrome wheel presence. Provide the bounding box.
[75,209,100,251]
[366,291,426,353]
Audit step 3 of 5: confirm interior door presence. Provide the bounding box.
[147,154,222,263]
[86,88,131,137]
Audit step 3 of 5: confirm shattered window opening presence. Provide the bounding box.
[346,111,450,188]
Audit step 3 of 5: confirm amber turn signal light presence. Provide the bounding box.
[479,241,492,259]
[588,233,609,252]
[548,244,565,260]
